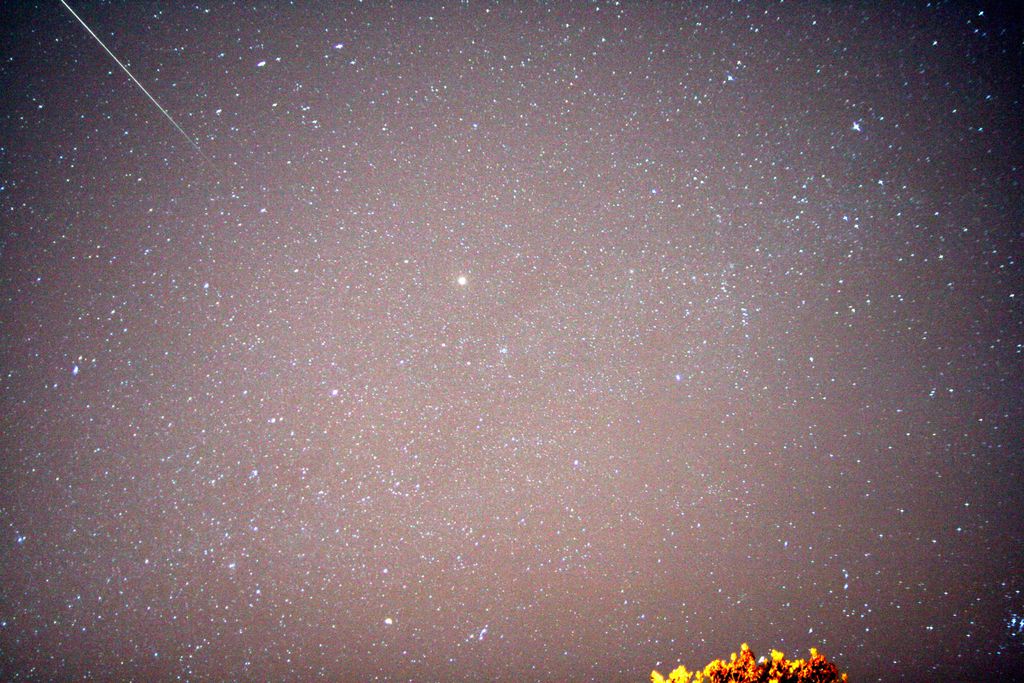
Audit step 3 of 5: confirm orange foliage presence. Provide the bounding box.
[651,643,848,683]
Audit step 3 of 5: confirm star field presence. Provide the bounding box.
[1,2,1022,681]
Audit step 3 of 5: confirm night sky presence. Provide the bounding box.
[1,1,1022,681]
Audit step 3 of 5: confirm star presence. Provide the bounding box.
[4,3,1016,681]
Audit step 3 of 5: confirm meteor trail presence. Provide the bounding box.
[58,0,208,159]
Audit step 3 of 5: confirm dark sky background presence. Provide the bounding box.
[1,1,1022,681]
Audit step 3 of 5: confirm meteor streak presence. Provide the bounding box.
[58,0,208,159]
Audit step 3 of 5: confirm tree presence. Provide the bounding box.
[651,643,847,683]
